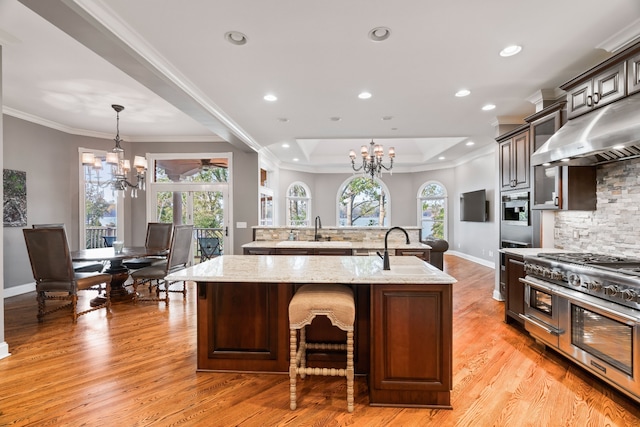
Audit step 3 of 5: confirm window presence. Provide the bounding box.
[259,168,273,226]
[79,148,121,248]
[338,176,389,226]
[286,182,311,227]
[418,181,447,239]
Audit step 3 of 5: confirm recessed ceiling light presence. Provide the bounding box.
[613,144,625,150]
[263,94,278,102]
[438,156,445,160]
[368,27,391,42]
[560,158,570,162]
[381,116,393,121]
[282,143,290,148]
[293,158,299,162]
[358,92,372,99]
[482,104,496,111]
[500,45,522,57]
[465,141,475,146]
[329,116,342,122]
[542,162,551,166]
[455,89,471,97]
[224,31,248,46]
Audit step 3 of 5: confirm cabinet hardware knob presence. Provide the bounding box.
[586,95,593,107]
[593,92,600,104]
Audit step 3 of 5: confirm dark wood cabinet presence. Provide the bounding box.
[370,284,452,407]
[243,247,275,255]
[313,248,353,256]
[532,165,596,210]
[499,128,530,191]
[628,52,640,96]
[504,253,525,325]
[275,248,313,255]
[565,62,626,119]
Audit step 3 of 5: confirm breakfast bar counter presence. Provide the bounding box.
[167,255,457,408]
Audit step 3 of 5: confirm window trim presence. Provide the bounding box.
[285,181,312,227]
[417,180,448,240]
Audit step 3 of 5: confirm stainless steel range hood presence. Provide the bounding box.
[531,92,640,166]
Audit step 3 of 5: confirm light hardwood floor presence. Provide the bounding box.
[1,255,639,426]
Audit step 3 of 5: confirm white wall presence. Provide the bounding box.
[452,152,499,264]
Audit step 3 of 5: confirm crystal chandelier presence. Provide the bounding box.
[82,105,147,197]
[349,140,395,180]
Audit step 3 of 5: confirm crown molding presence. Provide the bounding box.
[3,106,223,143]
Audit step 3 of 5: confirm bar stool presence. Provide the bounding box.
[288,284,355,413]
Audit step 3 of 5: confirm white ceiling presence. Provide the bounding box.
[1,0,640,173]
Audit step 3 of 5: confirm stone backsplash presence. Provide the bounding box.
[555,159,640,257]
[253,226,422,244]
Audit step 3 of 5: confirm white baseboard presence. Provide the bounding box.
[4,282,35,298]
[0,341,10,360]
[446,251,496,269]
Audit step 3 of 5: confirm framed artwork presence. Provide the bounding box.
[3,169,27,227]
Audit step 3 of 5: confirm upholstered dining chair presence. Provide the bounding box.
[23,227,112,323]
[123,222,173,270]
[32,223,104,273]
[130,224,193,304]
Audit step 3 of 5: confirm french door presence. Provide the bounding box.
[149,183,230,260]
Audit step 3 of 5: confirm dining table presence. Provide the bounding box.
[71,246,169,305]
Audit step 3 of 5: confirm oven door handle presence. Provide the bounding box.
[518,314,565,336]
[519,276,559,293]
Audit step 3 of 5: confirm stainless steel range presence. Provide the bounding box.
[520,252,640,403]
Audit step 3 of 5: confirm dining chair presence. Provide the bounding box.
[32,224,104,273]
[130,224,193,304]
[103,236,116,248]
[23,227,112,323]
[198,236,221,262]
[123,222,173,270]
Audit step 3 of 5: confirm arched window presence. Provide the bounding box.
[418,181,447,239]
[286,182,311,227]
[338,176,390,226]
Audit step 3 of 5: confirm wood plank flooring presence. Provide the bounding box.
[1,255,640,426]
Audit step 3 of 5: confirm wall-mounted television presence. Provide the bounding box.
[460,189,488,222]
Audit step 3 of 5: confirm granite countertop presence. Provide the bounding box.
[499,247,568,257]
[166,255,456,285]
[242,241,431,250]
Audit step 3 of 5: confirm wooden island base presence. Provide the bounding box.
[168,255,456,408]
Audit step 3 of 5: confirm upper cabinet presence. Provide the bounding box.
[499,126,530,191]
[628,51,640,96]
[565,62,626,119]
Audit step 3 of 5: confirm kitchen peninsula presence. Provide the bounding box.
[167,255,457,408]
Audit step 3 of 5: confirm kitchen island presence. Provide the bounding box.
[167,255,456,408]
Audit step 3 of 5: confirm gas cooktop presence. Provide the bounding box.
[536,252,640,265]
[535,252,640,276]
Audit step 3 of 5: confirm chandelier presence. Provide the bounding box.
[82,105,147,197]
[349,140,395,180]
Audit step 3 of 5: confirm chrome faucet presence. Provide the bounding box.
[314,216,322,241]
[377,226,410,270]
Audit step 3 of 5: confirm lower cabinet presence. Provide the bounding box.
[369,284,452,408]
[243,248,275,255]
[504,253,526,325]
